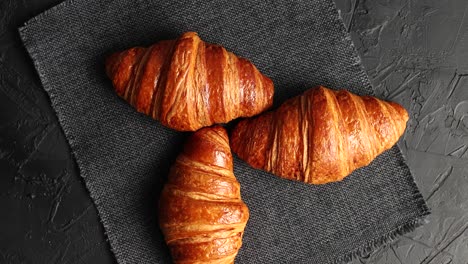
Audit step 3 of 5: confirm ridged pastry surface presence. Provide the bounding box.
[106,32,274,131]
[231,86,409,184]
[159,126,249,263]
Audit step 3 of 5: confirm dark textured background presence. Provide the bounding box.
[0,1,466,264]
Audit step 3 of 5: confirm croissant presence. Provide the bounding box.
[230,86,409,185]
[159,126,249,263]
[105,32,274,131]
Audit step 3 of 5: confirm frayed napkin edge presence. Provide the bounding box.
[330,3,431,262]
[17,0,121,262]
[334,212,430,264]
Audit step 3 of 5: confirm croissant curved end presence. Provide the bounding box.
[104,48,143,97]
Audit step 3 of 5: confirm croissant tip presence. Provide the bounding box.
[212,125,228,135]
[180,31,199,40]
[390,101,410,123]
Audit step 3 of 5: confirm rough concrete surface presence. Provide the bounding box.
[335,0,468,263]
[0,1,115,263]
[0,0,467,263]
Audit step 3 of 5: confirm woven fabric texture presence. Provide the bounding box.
[19,0,429,263]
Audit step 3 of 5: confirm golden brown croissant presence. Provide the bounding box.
[230,86,409,185]
[159,126,249,263]
[105,32,274,131]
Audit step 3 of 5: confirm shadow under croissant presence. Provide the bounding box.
[134,133,187,263]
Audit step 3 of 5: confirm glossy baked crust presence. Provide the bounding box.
[105,32,274,131]
[159,126,249,263]
[230,86,409,185]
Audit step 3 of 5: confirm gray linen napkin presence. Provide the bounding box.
[19,0,429,263]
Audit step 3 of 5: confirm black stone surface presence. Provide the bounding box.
[335,1,468,263]
[0,1,115,263]
[0,0,466,263]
